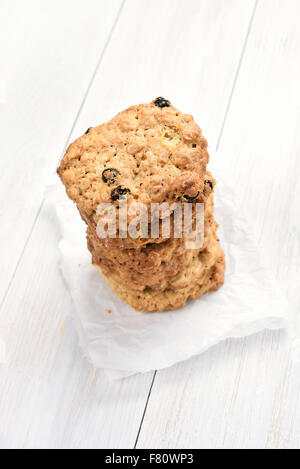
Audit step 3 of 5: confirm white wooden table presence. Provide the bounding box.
[0,0,299,449]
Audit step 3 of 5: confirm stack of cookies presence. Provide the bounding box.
[58,98,225,312]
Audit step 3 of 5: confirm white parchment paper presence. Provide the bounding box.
[48,160,288,380]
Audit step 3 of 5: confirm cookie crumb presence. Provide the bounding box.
[106,309,112,314]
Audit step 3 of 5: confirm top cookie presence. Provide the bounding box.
[57,99,209,242]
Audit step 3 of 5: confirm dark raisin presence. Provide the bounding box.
[111,185,131,201]
[153,97,171,108]
[85,127,92,134]
[183,192,200,202]
[102,168,120,184]
[204,180,213,190]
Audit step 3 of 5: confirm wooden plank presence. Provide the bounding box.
[0,0,255,448]
[0,0,123,302]
[63,0,256,148]
[0,197,154,449]
[137,0,300,449]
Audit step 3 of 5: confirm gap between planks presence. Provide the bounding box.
[133,0,259,449]
[0,0,126,316]
[0,0,259,449]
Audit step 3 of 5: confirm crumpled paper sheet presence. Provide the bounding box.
[48,160,288,380]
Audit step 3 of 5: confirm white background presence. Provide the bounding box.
[0,0,299,449]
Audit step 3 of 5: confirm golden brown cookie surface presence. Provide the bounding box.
[100,247,225,312]
[57,100,209,246]
[57,99,225,312]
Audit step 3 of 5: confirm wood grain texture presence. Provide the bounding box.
[63,0,256,149]
[0,0,123,302]
[137,0,300,449]
[1,0,299,450]
[0,0,255,449]
[0,197,154,449]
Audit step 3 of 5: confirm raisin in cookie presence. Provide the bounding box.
[57,99,210,247]
[57,99,225,312]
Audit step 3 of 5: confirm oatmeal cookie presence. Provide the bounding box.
[88,216,218,291]
[57,99,225,311]
[99,244,225,312]
[57,99,210,247]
